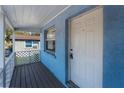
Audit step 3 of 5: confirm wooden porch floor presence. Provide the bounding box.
[10,62,65,88]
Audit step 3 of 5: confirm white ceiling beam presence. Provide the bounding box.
[0,6,4,14]
[1,5,70,31]
[0,6,2,13]
[43,5,71,27]
[1,6,14,29]
[14,27,41,32]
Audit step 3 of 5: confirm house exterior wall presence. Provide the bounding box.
[15,41,40,52]
[41,5,124,87]
[40,5,96,86]
[15,41,25,51]
[103,6,124,88]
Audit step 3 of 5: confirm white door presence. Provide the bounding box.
[69,7,103,88]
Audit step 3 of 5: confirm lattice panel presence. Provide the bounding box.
[16,51,30,57]
[16,50,40,66]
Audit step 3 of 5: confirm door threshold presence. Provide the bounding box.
[66,80,79,88]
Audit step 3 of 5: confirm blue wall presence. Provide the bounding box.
[103,6,124,88]
[41,5,124,87]
[40,5,96,86]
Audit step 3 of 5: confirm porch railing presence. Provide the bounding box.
[0,52,15,87]
[0,50,40,87]
[15,50,40,66]
[0,68,3,87]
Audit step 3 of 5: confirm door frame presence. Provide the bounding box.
[65,6,103,87]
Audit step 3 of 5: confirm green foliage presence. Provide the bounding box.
[5,27,13,49]
[15,31,40,36]
[5,27,13,42]
[15,31,30,35]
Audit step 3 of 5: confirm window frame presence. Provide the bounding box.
[44,26,56,56]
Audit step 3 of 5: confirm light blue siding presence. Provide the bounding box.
[40,5,124,87]
[103,6,124,88]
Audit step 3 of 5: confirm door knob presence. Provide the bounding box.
[70,49,73,51]
[70,53,73,59]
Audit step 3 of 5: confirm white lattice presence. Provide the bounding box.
[16,50,40,66]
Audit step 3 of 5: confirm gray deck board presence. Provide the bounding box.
[20,65,26,88]
[27,64,37,88]
[10,62,65,88]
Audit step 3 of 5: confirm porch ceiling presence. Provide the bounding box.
[2,5,69,30]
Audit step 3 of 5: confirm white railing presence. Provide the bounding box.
[0,50,40,87]
[5,52,15,87]
[0,52,15,87]
[0,69,3,87]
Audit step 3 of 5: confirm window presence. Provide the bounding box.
[25,41,32,47]
[32,41,39,49]
[45,26,56,54]
[33,41,39,44]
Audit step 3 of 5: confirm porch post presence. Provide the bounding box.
[39,32,42,61]
[12,31,16,66]
[0,7,5,87]
[12,31,15,52]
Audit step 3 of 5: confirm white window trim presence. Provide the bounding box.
[45,27,56,54]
